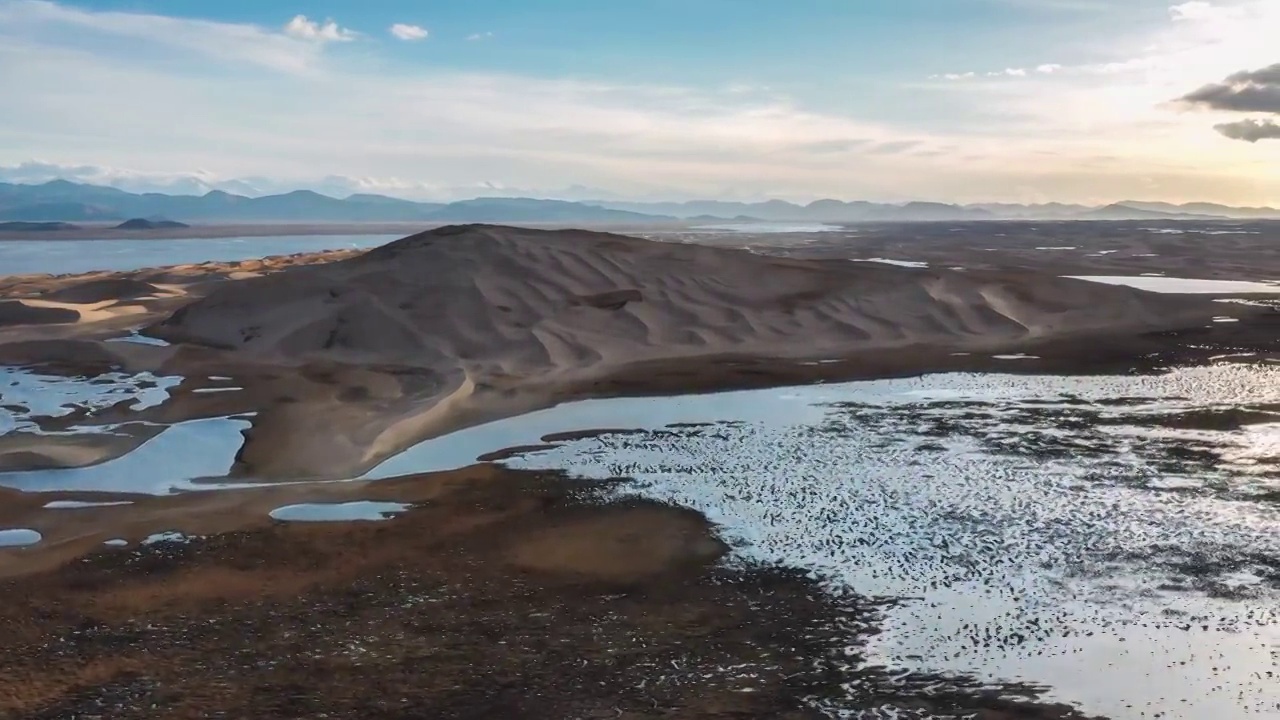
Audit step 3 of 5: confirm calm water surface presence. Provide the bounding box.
[0,234,398,276]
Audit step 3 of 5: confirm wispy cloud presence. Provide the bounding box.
[0,1,342,72]
[466,31,494,41]
[389,23,428,41]
[933,64,1061,80]
[0,0,1277,204]
[283,15,356,43]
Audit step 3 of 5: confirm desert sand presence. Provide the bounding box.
[0,224,1252,479]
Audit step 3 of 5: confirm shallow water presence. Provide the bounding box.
[2,360,1279,716]
[269,501,411,522]
[452,366,1279,718]
[1071,275,1280,294]
[0,234,397,276]
[1,367,179,422]
[688,222,843,234]
[0,528,42,547]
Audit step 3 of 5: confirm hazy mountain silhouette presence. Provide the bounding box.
[1,180,1276,224]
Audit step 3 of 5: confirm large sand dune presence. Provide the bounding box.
[151,224,1207,367]
[134,224,1224,478]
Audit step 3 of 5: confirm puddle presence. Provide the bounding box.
[0,416,250,494]
[1070,275,1280,294]
[102,538,129,547]
[852,258,929,268]
[269,501,411,522]
[0,528,42,547]
[1,367,181,434]
[43,500,135,509]
[104,331,171,347]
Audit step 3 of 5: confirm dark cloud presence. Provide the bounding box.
[1178,62,1280,113]
[1214,118,1280,143]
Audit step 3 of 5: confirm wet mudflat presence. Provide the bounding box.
[0,467,1095,720]
[492,366,1280,718]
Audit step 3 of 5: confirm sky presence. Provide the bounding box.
[0,0,1278,204]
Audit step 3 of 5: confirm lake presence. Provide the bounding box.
[0,234,399,276]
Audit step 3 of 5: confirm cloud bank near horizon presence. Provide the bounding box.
[0,0,1277,205]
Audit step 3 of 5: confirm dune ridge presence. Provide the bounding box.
[151,224,1208,369]
[132,224,1226,478]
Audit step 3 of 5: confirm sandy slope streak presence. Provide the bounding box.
[147,225,1209,477]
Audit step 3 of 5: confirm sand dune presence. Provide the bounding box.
[152,224,1209,367]
[134,224,1223,478]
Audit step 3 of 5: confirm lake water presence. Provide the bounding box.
[389,365,1280,719]
[688,222,843,233]
[2,362,1278,717]
[0,234,399,276]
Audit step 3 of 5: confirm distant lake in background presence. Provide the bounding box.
[0,235,400,276]
[689,222,843,233]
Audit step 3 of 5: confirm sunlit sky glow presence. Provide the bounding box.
[0,0,1277,204]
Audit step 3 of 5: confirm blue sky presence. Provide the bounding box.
[0,0,1277,203]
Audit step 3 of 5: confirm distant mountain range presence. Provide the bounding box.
[1,180,1277,224]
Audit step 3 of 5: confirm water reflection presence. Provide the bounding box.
[483,365,1280,718]
[269,501,410,522]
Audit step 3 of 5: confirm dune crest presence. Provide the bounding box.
[151,224,1206,364]
[139,224,1218,477]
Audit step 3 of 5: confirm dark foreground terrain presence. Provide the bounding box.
[0,467,1092,720]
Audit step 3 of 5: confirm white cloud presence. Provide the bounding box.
[283,15,355,43]
[1036,64,1063,74]
[0,0,1276,205]
[389,23,428,41]
[0,0,332,72]
[1169,1,1243,21]
[466,31,494,41]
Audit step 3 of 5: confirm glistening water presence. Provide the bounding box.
[0,234,398,276]
[479,366,1279,719]
[3,361,1278,716]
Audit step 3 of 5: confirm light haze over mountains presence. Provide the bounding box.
[2,180,1278,224]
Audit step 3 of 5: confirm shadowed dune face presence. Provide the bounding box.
[0,301,80,327]
[41,278,160,305]
[130,224,1230,479]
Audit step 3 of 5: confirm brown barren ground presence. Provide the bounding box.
[0,467,1093,720]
